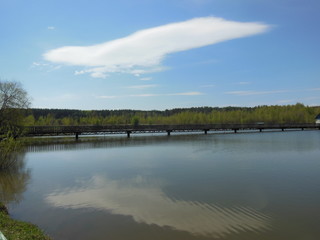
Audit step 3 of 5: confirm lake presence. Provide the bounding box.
[2,130,320,240]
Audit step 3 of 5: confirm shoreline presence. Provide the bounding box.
[0,202,51,240]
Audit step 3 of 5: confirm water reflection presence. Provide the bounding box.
[26,136,164,152]
[26,130,320,154]
[11,131,320,239]
[46,175,271,238]
[0,149,30,204]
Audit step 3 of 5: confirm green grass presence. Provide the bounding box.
[0,203,51,240]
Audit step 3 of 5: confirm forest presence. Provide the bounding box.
[21,103,320,126]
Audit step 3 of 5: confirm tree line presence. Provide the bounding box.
[21,103,320,126]
[1,79,320,130]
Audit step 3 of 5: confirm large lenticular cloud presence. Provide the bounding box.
[44,17,270,78]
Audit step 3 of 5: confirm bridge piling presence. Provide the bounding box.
[167,130,172,136]
[126,131,131,138]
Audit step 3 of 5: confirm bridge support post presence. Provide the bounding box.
[167,130,172,136]
[127,131,131,138]
[75,132,80,140]
[282,128,284,131]
[204,129,208,135]
[234,129,238,133]
[259,128,262,132]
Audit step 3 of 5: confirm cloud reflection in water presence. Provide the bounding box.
[46,175,271,238]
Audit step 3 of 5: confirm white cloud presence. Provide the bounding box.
[127,84,158,89]
[98,95,117,99]
[32,62,49,67]
[46,175,271,237]
[43,17,270,78]
[48,26,55,30]
[131,92,204,97]
[308,88,320,91]
[130,94,160,97]
[225,90,288,96]
[97,91,204,99]
[140,77,153,81]
[168,91,203,96]
[237,81,251,85]
[277,99,294,104]
[31,61,61,72]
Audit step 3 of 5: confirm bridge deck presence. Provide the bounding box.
[24,123,320,138]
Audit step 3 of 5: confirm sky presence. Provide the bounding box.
[1,0,319,110]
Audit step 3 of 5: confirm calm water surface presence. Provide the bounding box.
[3,131,320,240]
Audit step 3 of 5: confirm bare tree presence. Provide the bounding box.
[0,80,31,137]
[0,80,30,112]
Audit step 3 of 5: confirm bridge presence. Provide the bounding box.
[24,123,320,139]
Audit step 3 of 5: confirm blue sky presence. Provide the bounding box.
[1,0,319,110]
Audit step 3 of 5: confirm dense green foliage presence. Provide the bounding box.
[21,103,320,126]
[0,109,25,138]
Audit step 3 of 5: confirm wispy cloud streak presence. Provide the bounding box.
[225,90,289,96]
[44,17,270,78]
[97,92,204,99]
[126,84,158,89]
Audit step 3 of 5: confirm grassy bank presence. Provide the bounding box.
[0,203,51,240]
[0,138,52,239]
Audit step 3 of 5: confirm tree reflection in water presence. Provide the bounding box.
[0,144,30,204]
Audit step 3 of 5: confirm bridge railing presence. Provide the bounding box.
[24,123,318,136]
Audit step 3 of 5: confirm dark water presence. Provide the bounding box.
[2,131,320,240]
